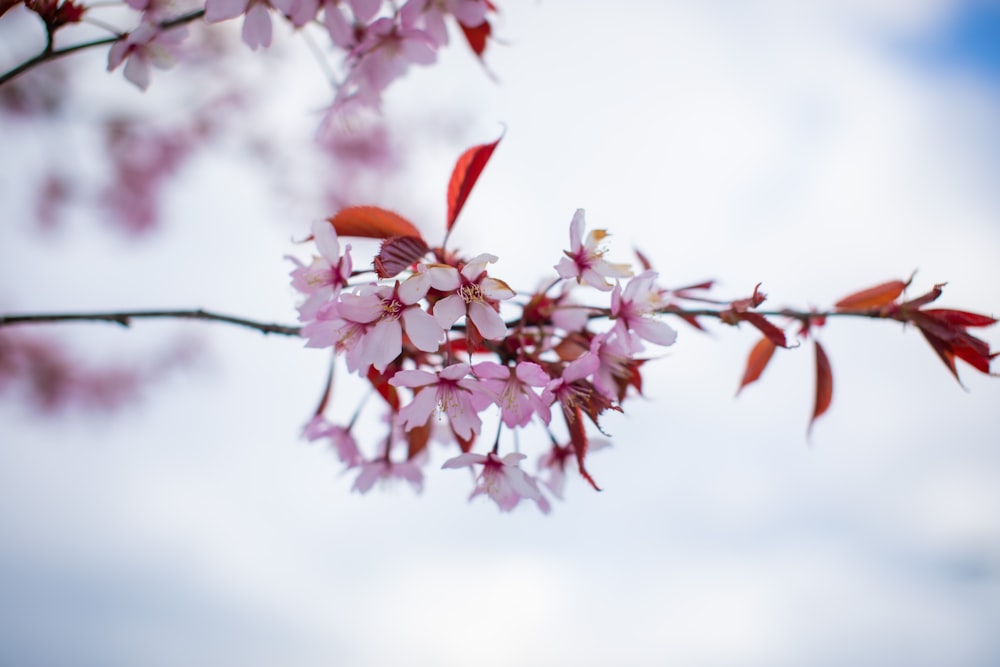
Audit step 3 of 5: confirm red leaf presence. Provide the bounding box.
[900,283,945,310]
[328,206,424,241]
[741,312,788,348]
[460,19,491,58]
[835,279,908,311]
[918,328,961,385]
[921,309,997,328]
[809,341,833,435]
[565,405,601,491]
[406,421,432,460]
[366,366,400,411]
[446,135,502,231]
[373,235,430,279]
[737,336,777,395]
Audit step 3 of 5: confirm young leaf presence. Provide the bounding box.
[834,279,908,311]
[565,404,601,491]
[328,206,424,241]
[460,19,491,58]
[740,312,788,348]
[737,336,777,395]
[920,309,997,329]
[373,235,430,279]
[446,135,502,231]
[809,341,833,435]
[366,366,400,412]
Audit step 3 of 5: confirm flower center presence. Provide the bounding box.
[459,283,484,304]
[380,297,403,321]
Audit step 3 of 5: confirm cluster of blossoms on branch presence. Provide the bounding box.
[289,138,674,512]
[4,0,495,116]
[286,137,998,512]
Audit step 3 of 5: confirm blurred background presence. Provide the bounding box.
[1,1,999,665]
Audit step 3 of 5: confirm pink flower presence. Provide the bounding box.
[555,209,633,291]
[303,414,362,467]
[289,220,353,320]
[400,0,489,47]
[107,23,187,91]
[334,16,438,110]
[610,270,678,354]
[204,0,283,50]
[473,360,551,428]
[319,0,380,45]
[352,457,424,493]
[306,277,444,372]
[442,451,550,513]
[390,362,491,439]
[589,332,639,402]
[426,253,515,340]
[541,350,600,413]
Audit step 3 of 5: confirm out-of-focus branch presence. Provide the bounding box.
[0,8,205,87]
[0,309,302,336]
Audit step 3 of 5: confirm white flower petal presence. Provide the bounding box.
[402,307,443,352]
[469,301,507,340]
[433,293,466,330]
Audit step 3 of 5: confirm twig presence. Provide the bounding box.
[0,309,302,336]
[0,9,205,87]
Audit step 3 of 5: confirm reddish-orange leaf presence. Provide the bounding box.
[834,279,907,311]
[328,206,424,241]
[406,421,432,460]
[460,19,491,58]
[737,336,777,395]
[565,405,601,491]
[741,312,788,348]
[366,366,400,411]
[809,341,833,435]
[900,283,945,310]
[373,235,430,279]
[446,135,502,231]
[921,309,997,328]
[451,426,476,453]
[919,328,961,385]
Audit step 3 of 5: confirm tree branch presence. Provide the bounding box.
[0,304,907,339]
[0,309,302,336]
[0,9,205,87]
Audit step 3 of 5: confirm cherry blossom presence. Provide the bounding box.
[473,360,552,428]
[425,253,515,340]
[307,279,443,372]
[303,414,363,467]
[555,209,633,291]
[352,456,424,493]
[204,0,290,50]
[334,15,438,110]
[107,23,187,91]
[400,0,489,47]
[590,332,643,403]
[610,270,678,354]
[390,362,491,439]
[541,349,599,414]
[442,451,550,513]
[288,220,353,320]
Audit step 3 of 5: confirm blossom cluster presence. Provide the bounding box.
[97,0,493,112]
[290,207,678,513]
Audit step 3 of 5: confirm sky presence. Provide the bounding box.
[2,1,1000,666]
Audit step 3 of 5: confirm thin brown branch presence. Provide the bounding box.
[0,9,205,87]
[0,309,302,336]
